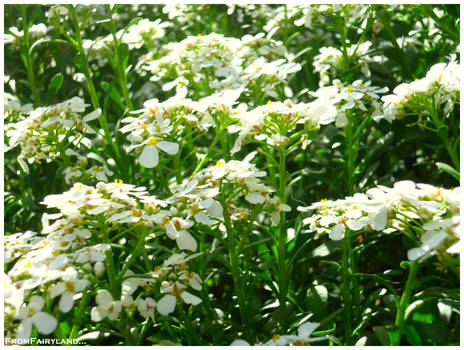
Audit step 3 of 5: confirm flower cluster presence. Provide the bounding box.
[4,23,48,48]
[83,18,171,66]
[231,321,322,346]
[228,99,337,153]
[313,42,385,86]
[139,33,301,99]
[5,97,101,173]
[381,61,460,122]
[298,181,460,262]
[309,79,388,127]
[120,90,242,168]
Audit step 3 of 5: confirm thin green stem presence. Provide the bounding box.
[68,290,92,340]
[341,231,352,345]
[107,5,134,111]
[177,304,195,345]
[194,131,221,173]
[277,146,288,334]
[220,195,249,339]
[394,261,419,345]
[20,5,41,106]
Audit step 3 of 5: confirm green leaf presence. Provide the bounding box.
[422,323,450,345]
[436,162,460,181]
[119,43,130,70]
[306,285,328,319]
[73,53,85,72]
[48,72,63,92]
[310,241,340,258]
[374,325,400,345]
[436,125,449,142]
[405,324,422,345]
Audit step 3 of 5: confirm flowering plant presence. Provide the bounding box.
[4,4,459,346]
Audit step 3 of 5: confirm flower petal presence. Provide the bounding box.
[329,224,345,240]
[156,294,177,316]
[158,141,179,155]
[59,292,74,313]
[139,145,159,168]
[176,230,198,251]
[180,291,202,305]
[32,312,58,334]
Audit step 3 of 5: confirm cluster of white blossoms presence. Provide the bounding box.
[228,99,337,153]
[5,156,285,338]
[5,97,101,173]
[61,149,114,184]
[167,157,291,228]
[381,61,460,122]
[139,33,301,99]
[313,42,386,86]
[120,90,243,168]
[4,23,49,48]
[309,79,388,127]
[298,181,460,263]
[83,18,171,66]
[231,321,322,346]
[4,93,33,122]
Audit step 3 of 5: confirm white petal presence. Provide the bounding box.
[180,291,202,305]
[194,212,211,225]
[49,283,65,299]
[83,108,102,122]
[329,224,345,240]
[59,292,74,313]
[16,319,33,341]
[176,230,198,251]
[346,219,366,231]
[90,306,106,322]
[298,321,319,338]
[139,145,159,168]
[156,294,177,315]
[231,339,250,346]
[32,312,58,334]
[158,141,179,155]
[165,221,179,240]
[96,289,113,308]
[29,295,45,311]
[245,192,265,204]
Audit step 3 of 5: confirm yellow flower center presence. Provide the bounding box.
[131,209,143,217]
[216,160,225,168]
[347,85,353,93]
[267,100,273,105]
[191,203,200,215]
[65,281,75,292]
[272,334,281,343]
[162,215,171,225]
[147,137,160,146]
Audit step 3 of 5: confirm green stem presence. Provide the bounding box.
[345,110,355,196]
[221,195,249,338]
[68,290,91,340]
[107,5,133,111]
[277,146,288,334]
[429,99,460,171]
[394,261,419,345]
[177,304,195,345]
[194,131,220,173]
[69,6,100,110]
[341,231,352,345]
[20,5,41,106]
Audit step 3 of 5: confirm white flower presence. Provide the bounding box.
[49,268,89,312]
[137,297,156,321]
[15,296,58,341]
[91,289,122,322]
[139,137,179,168]
[156,282,202,316]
